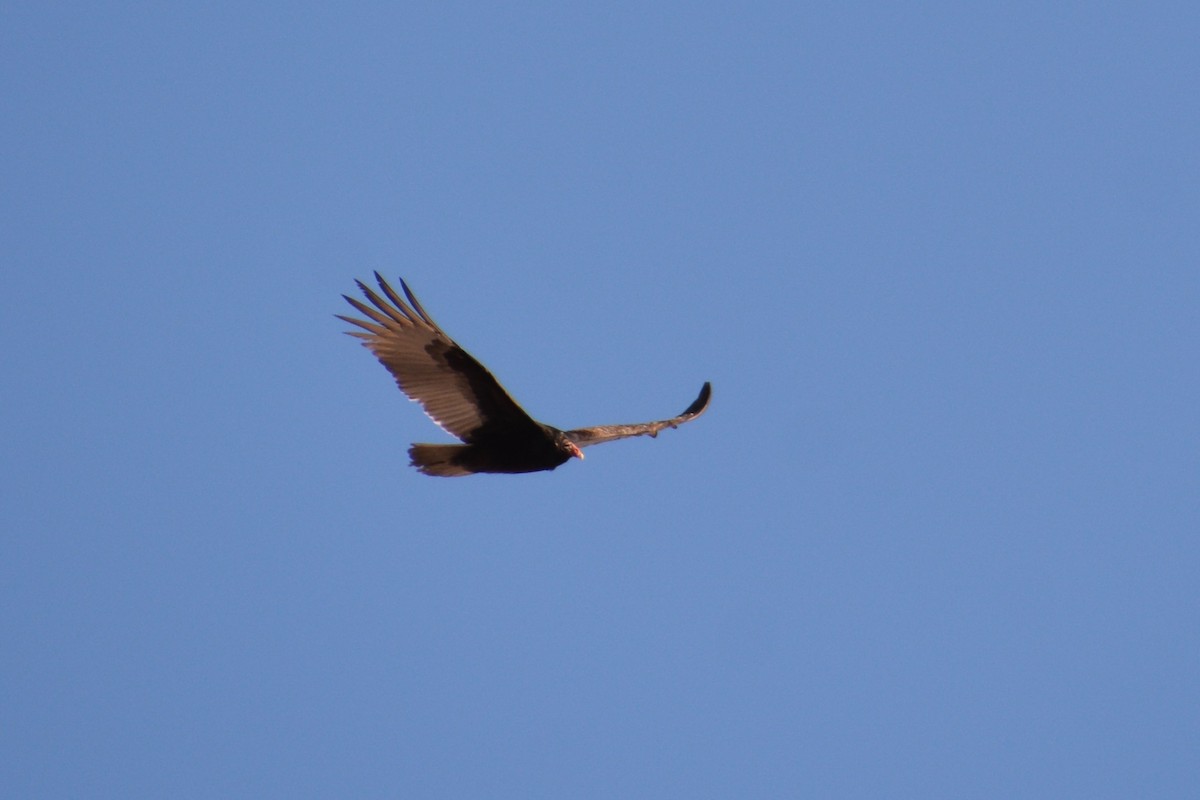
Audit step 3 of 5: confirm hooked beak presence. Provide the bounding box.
[568,441,584,460]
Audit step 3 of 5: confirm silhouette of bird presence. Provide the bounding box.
[338,273,711,476]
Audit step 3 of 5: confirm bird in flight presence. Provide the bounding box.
[338,273,711,476]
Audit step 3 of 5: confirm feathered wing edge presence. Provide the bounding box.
[337,273,443,338]
[564,382,712,448]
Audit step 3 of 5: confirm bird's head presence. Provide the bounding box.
[557,434,584,461]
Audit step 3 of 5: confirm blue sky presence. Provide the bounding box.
[3,2,1197,797]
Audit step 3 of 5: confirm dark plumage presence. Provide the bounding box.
[338,273,711,476]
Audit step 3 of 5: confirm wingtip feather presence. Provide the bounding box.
[399,278,438,328]
[682,382,712,417]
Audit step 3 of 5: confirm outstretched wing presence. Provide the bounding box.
[565,383,711,448]
[338,273,542,443]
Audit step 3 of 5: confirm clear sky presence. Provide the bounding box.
[3,2,1197,797]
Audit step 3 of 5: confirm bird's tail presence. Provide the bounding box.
[408,444,474,477]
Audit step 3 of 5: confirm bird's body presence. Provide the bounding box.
[407,429,573,477]
[338,273,710,476]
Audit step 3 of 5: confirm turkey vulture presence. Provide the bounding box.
[338,273,711,476]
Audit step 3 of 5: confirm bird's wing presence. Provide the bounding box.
[564,383,711,448]
[338,273,542,442]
